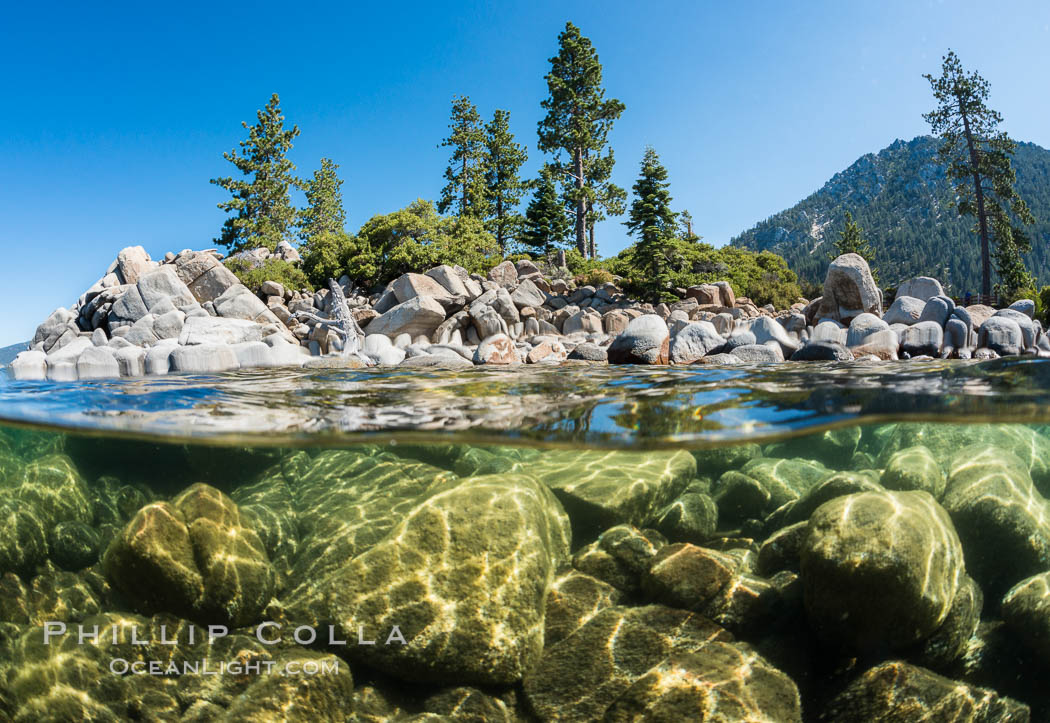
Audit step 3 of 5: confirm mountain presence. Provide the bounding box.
[731,135,1050,294]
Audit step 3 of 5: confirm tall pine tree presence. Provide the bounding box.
[583,148,626,257]
[211,93,301,252]
[538,22,624,258]
[483,109,528,253]
[625,147,676,300]
[300,158,347,241]
[831,210,878,282]
[521,168,571,257]
[438,95,487,218]
[678,210,700,243]
[923,50,1035,296]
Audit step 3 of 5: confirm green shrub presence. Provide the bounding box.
[225,256,312,293]
[300,231,376,288]
[577,268,615,287]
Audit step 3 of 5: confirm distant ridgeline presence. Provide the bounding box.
[731,135,1050,294]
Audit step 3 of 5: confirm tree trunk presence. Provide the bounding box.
[588,222,596,258]
[958,94,991,296]
[574,147,586,256]
[461,157,467,217]
[496,196,504,254]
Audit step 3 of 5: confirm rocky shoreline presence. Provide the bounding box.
[8,245,1046,381]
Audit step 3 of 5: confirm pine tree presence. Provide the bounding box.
[483,109,528,253]
[625,147,677,300]
[831,211,878,282]
[923,50,1035,296]
[438,95,487,218]
[538,22,625,257]
[300,158,347,241]
[678,210,701,243]
[583,148,626,257]
[521,168,571,257]
[211,93,301,252]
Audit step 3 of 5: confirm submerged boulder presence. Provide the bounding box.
[800,490,965,653]
[322,474,571,685]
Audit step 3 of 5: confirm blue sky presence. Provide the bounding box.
[2,0,1049,345]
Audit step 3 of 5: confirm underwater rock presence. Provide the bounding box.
[285,450,456,599]
[819,660,1030,722]
[691,442,761,477]
[513,449,696,533]
[757,520,807,575]
[942,445,1050,599]
[800,490,965,654]
[877,423,1050,493]
[765,427,861,468]
[904,573,982,670]
[222,650,353,722]
[643,542,792,636]
[880,445,945,498]
[1002,571,1050,666]
[544,568,623,647]
[778,471,883,526]
[8,453,92,528]
[103,483,274,626]
[602,645,802,723]
[572,524,667,593]
[48,520,101,570]
[322,474,570,686]
[650,491,718,543]
[523,605,734,721]
[715,457,829,521]
[0,499,48,578]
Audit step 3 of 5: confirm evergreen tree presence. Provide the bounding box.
[483,109,528,253]
[538,22,624,257]
[300,158,347,240]
[625,147,677,299]
[211,93,301,252]
[438,95,487,218]
[678,210,701,243]
[831,211,878,282]
[521,168,571,257]
[583,148,626,257]
[923,50,1035,296]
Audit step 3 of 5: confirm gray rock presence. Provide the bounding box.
[751,316,800,356]
[669,321,724,364]
[994,308,1037,349]
[425,265,470,298]
[108,286,150,326]
[367,295,447,339]
[9,350,47,380]
[76,346,120,379]
[487,260,518,287]
[1009,298,1036,318]
[896,276,944,302]
[790,340,853,361]
[945,317,970,351]
[918,295,955,327]
[731,343,784,363]
[511,278,547,309]
[90,328,107,346]
[398,353,474,369]
[169,344,240,373]
[137,266,195,311]
[883,295,926,325]
[568,342,608,362]
[114,346,146,376]
[900,321,943,357]
[391,272,453,304]
[144,342,176,375]
[819,253,882,322]
[274,239,301,263]
[213,284,274,322]
[811,319,847,345]
[179,316,263,345]
[153,309,186,340]
[563,308,603,335]
[116,245,152,285]
[979,316,1024,357]
[846,312,889,348]
[608,314,669,364]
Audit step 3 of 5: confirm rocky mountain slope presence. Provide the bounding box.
[731,135,1050,293]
